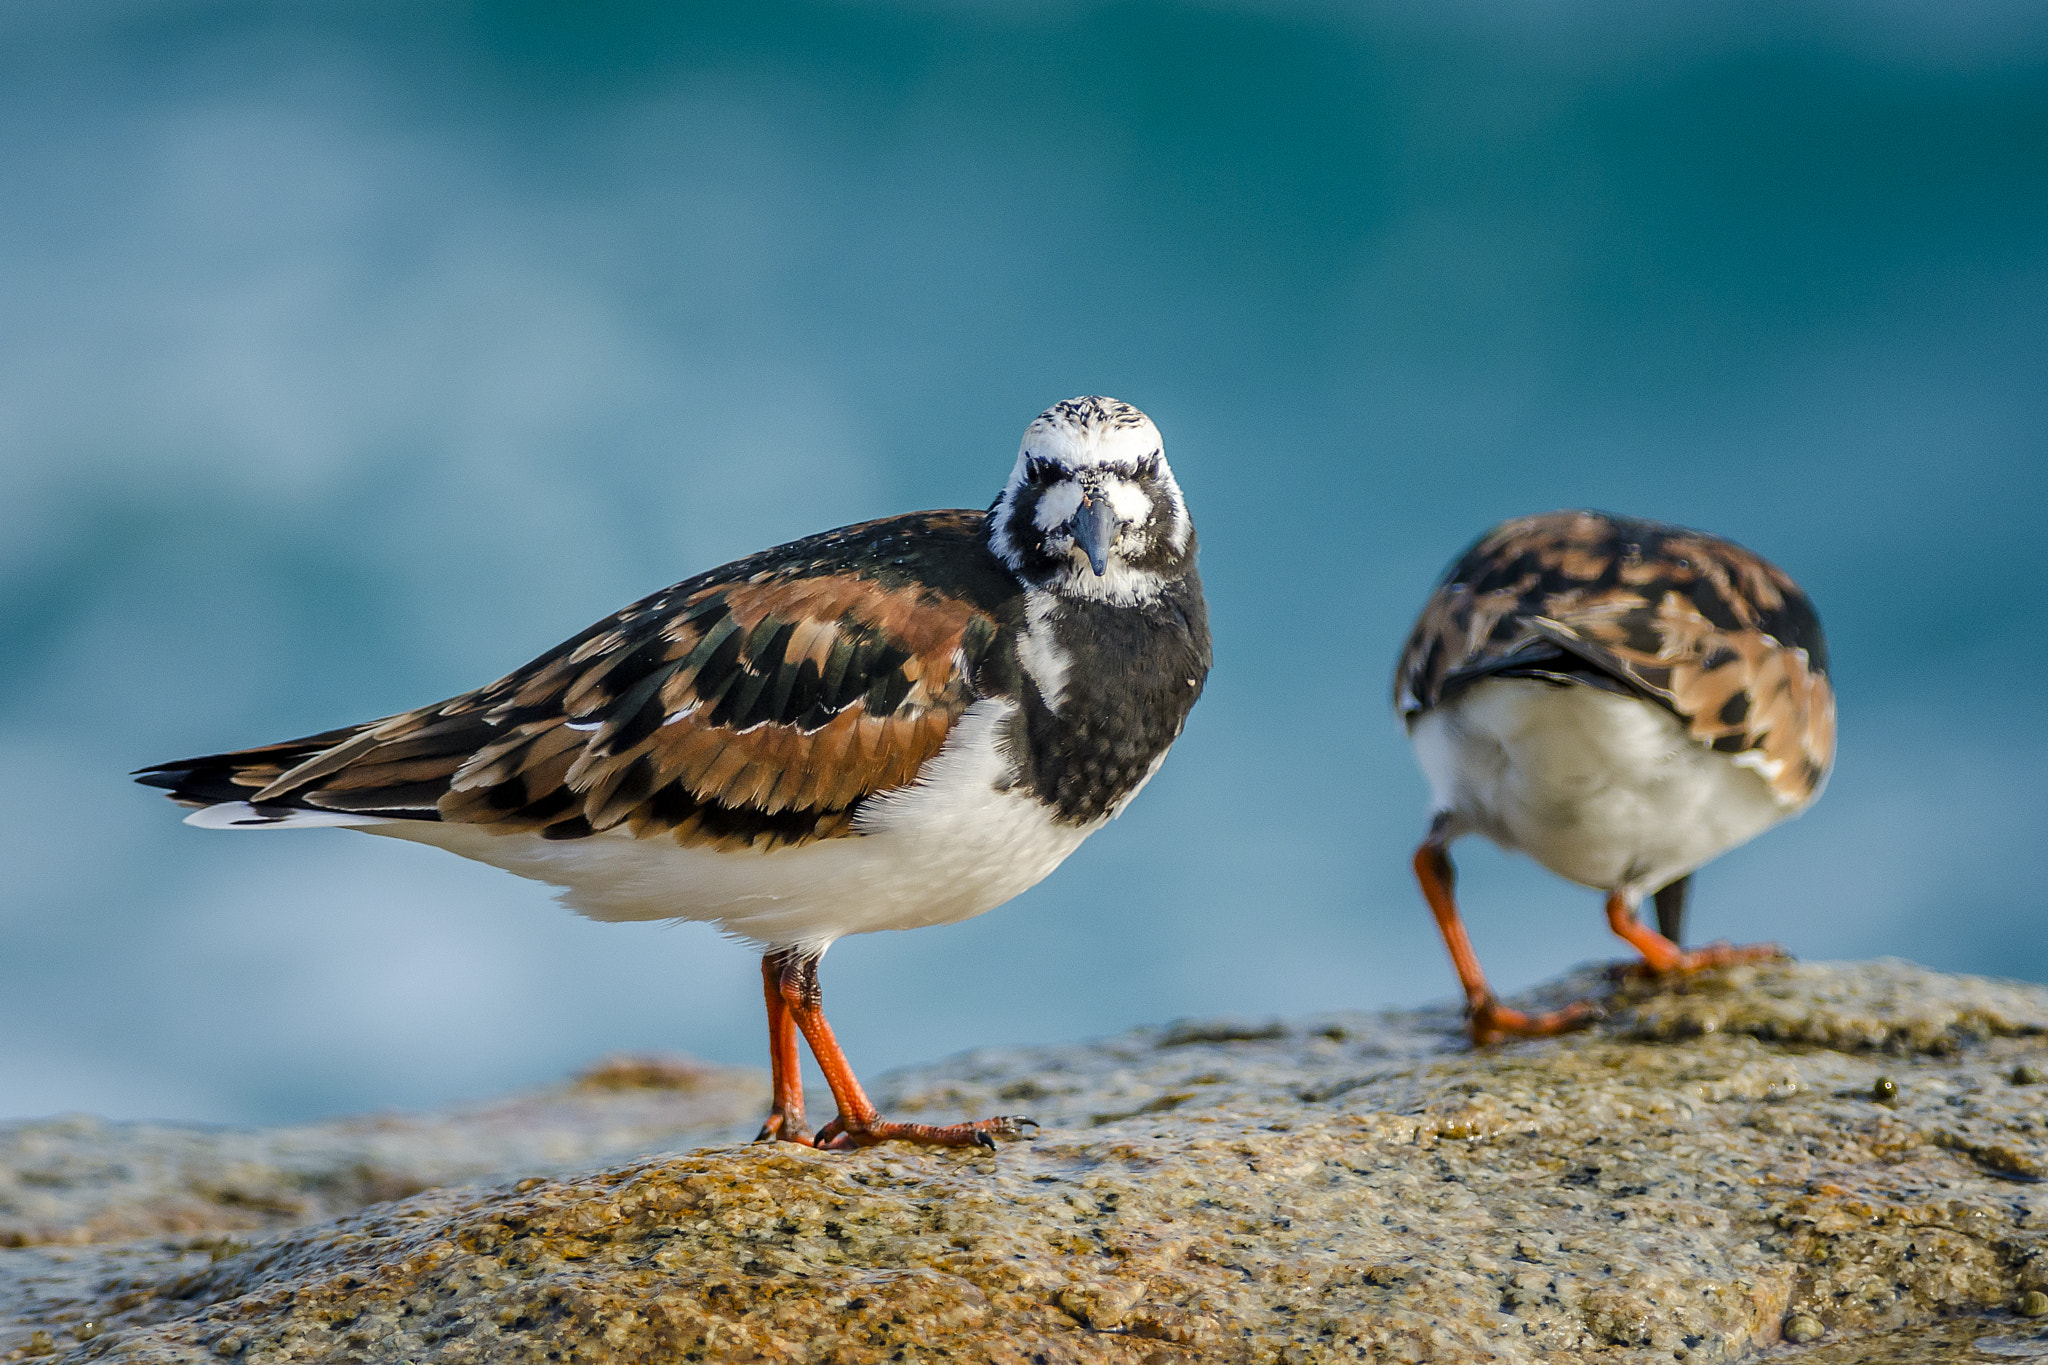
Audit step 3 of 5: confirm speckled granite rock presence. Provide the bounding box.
[6,959,2048,1364]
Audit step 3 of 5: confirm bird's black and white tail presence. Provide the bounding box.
[134,724,413,828]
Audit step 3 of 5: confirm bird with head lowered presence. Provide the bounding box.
[139,396,1211,1149]
[1393,510,1834,1045]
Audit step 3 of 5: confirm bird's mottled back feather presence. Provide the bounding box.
[137,511,1019,851]
[1393,510,1835,808]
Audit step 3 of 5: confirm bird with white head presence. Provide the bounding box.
[139,396,1211,1151]
[989,396,1194,605]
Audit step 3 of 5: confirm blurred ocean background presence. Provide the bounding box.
[3,1,2045,1125]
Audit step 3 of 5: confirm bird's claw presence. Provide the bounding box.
[1467,994,1603,1047]
[808,1114,1036,1150]
[754,1112,815,1146]
[1626,940,1789,979]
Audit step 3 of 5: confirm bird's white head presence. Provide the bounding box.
[989,396,1194,603]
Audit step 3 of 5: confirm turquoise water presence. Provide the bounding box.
[3,2,2045,1123]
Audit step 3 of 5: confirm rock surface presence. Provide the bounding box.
[1,1056,768,1249]
[5,959,2048,1363]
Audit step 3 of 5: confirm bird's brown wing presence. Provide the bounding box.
[138,511,1023,851]
[1393,510,1835,808]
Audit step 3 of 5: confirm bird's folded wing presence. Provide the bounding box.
[1393,512,1834,808]
[138,511,1014,851]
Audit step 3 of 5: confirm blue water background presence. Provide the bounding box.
[3,1,2045,1123]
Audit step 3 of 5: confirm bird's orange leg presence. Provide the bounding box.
[1603,894,1784,975]
[771,954,1035,1151]
[1414,829,1601,1046]
[753,952,814,1145]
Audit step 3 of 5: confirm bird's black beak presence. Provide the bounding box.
[1067,497,1121,576]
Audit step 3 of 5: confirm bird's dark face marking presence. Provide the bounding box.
[989,396,1192,602]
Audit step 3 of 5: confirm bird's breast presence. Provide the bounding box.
[1006,582,1211,826]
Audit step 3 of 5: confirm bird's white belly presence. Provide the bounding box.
[1410,678,1790,895]
[362,699,1098,953]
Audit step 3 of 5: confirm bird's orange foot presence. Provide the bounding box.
[814,1114,1038,1151]
[1468,995,1604,1047]
[753,1110,817,1146]
[1626,940,1788,978]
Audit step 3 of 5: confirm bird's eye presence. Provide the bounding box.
[1024,456,1057,486]
[1137,452,1162,480]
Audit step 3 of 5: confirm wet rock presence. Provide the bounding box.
[1155,1016,1289,1047]
[5,959,2048,1364]
[1612,957,2048,1053]
[0,1055,765,1247]
[1778,1318,2048,1363]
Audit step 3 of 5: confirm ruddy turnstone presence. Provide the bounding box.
[138,396,1211,1148]
[1392,511,1834,1044]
